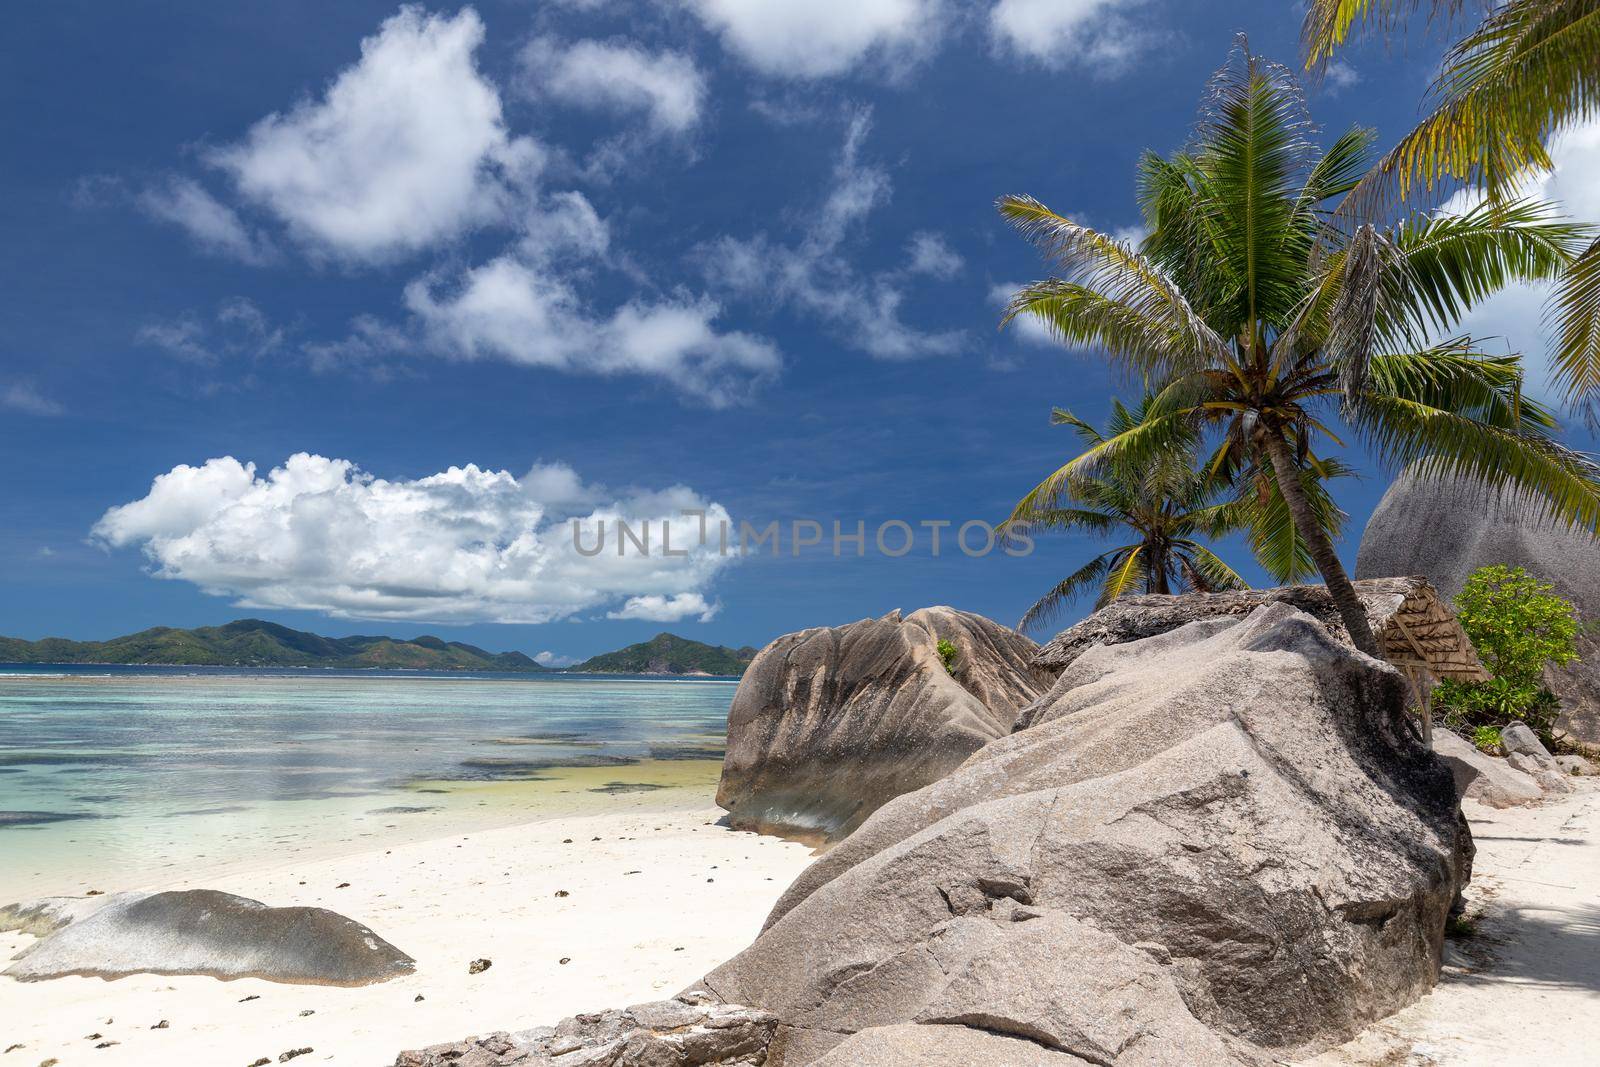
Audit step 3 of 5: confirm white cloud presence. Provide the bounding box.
[520,36,706,135]
[1440,120,1600,403]
[533,650,578,667]
[2,382,65,416]
[607,592,720,622]
[92,454,736,625]
[210,6,540,263]
[1324,60,1361,94]
[137,298,284,366]
[989,0,1152,71]
[517,190,611,261]
[699,110,964,360]
[138,177,277,264]
[403,255,780,405]
[685,0,942,79]
[906,232,963,278]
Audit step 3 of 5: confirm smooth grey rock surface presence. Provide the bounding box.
[698,605,1471,1065]
[4,889,413,985]
[1556,754,1598,776]
[717,606,1053,843]
[1432,732,1544,808]
[1500,721,1551,758]
[393,995,777,1066]
[0,893,138,938]
[1506,750,1573,795]
[1356,470,1600,742]
[810,1023,1093,1065]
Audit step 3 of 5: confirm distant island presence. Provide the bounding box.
[567,632,758,676]
[0,619,757,676]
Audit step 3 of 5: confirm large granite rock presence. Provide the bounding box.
[4,889,413,985]
[394,994,778,1066]
[693,604,1472,1065]
[717,606,1054,843]
[1356,470,1600,742]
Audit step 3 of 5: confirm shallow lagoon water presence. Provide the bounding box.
[0,666,736,898]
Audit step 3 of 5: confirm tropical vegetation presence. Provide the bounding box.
[999,42,1600,655]
[1303,0,1600,420]
[1437,564,1580,740]
[1003,394,1355,633]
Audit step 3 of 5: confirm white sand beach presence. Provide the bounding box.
[0,804,815,1066]
[1307,781,1600,1066]
[5,779,1598,1067]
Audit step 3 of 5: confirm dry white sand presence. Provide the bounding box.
[0,805,814,1066]
[1307,780,1600,1066]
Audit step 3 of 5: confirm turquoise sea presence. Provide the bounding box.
[0,666,738,899]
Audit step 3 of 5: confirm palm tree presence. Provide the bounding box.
[998,43,1600,656]
[1006,394,1355,634]
[1303,0,1600,417]
[1003,396,1249,633]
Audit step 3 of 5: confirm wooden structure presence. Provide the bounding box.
[1032,577,1489,748]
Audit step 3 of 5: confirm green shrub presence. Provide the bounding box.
[1471,725,1503,754]
[1437,565,1579,742]
[936,639,959,676]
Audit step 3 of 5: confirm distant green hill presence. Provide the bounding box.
[0,619,548,672]
[569,632,757,676]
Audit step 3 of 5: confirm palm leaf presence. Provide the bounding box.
[1552,234,1600,419]
[1017,553,1116,634]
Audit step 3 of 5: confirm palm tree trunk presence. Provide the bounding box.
[1260,432,1380,657]
[1147,540,1171,594]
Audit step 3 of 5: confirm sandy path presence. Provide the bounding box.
[0,805,815,1066]
[1307,781,1600,1066]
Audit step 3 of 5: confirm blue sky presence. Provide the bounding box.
[3,1,1596,663]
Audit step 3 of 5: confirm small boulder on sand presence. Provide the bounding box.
[3,889,413,986]
[1433,731,1544,808]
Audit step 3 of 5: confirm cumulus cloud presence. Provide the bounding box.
[606,592,720,622]
[403,255,780,405]
[533,650,578,667]
[699,110,964,360]
[1440,119,1600,402]
[520,36,706,135]
[2,382,65,416]
[210,6,540,263]
[685,0,942,79]
[138,177,277,264]
[989,0,1153,72]
[92,454,736,624]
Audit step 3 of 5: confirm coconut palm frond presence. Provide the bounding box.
[1357,391,1600,532]
[997,196,1231,374]
[1552,235,1600,420]
[1017,553,1119,634]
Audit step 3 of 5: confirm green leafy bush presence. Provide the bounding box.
[1438,565,1579,741]
[936,639,959,676]
[1471,725,1503,754]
